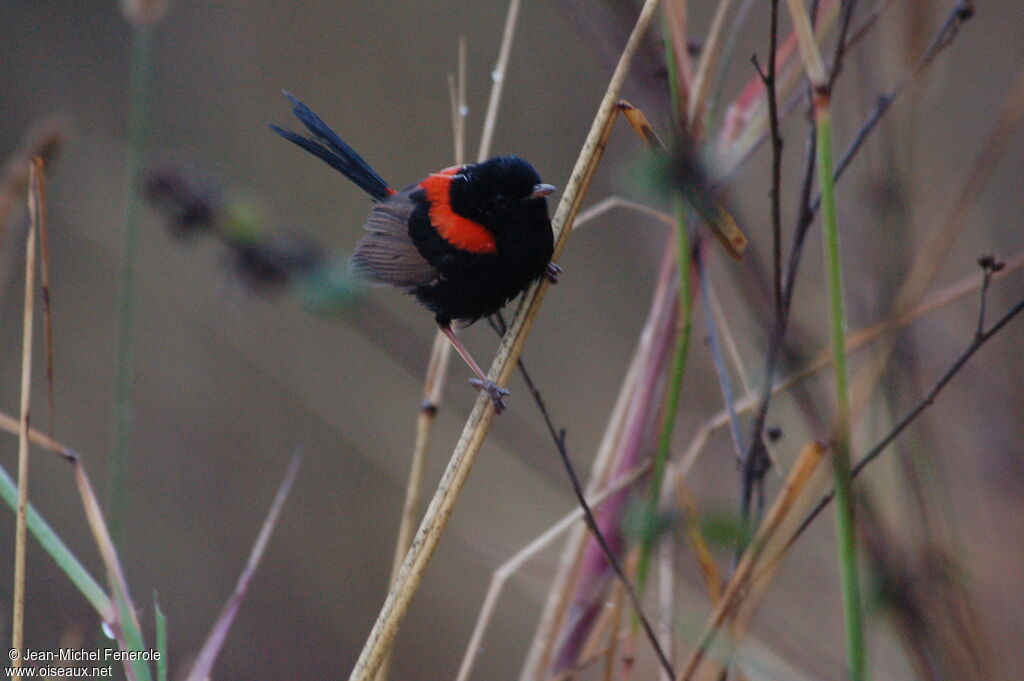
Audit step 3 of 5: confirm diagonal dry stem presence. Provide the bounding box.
[686,0,736,128]
[185,454,301,681]
[346,3,665,680]
[72,460,146,681]
[12,158,42,670]
[573,195,677,230]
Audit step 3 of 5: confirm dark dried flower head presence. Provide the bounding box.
[227,233,324,291]
[977,254,1005,273]
[144,166,221,238]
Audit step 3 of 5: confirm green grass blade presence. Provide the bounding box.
[636,207,692,595]
[0,462,111,618]
[155,595,168,681]
[816,101,866,681]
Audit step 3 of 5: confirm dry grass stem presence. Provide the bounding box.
[0,411,70,456]
[0,119,64,251]
[578,554,632,668]
[783,0,827,88]
[448,36,468,166]
[574,196,676,230]
[618,101,666,149]
[476,0,522,163]
[799,248,1024,384]
[675,482,723,603]
[704,275,783,467]
[687,0,735,127]
[663,0,694,115]
[12,158,43,669]
[718,0,841,173]
[72,462,141,676]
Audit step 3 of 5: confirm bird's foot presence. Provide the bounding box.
[469,378,510,413]
[545,262,563,284]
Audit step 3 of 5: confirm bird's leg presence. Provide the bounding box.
[439,322,509,413]
[545,262,562,284]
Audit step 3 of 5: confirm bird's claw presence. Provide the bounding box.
[545,262,563,284]
[469,378,510,413]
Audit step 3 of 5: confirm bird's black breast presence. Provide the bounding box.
[406,189,552,325]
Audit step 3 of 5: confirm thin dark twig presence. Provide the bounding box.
[752,0,784,316]
[738,0,830,526]
[793,290,1024,542]
[921,0,974,70]
[739,116,818,534]
[488,313,677,680]
[975,256,1005,335]
[32,158,57,438]
[828,0,860,92]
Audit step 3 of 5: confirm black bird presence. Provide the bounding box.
[272,93,559,411]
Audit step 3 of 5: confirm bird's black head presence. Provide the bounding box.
[449,156,555,238]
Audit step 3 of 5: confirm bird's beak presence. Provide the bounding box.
[528,183,557,200]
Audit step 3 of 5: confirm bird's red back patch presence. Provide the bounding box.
[420,168,497,255]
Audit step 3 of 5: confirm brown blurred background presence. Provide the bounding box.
[1,1,1023,679]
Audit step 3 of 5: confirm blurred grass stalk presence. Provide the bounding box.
[155,599,168,681]
[785,0,865,678]
[109,8,159,542]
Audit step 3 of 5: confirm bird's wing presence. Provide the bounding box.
[349,186,438,288]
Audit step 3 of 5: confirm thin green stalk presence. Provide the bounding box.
[109,25,153,542]
[0,463,110,618]
[155,596,168,681]
[815,97,866,681]
[636,210,691,595]
[634,20,696,599]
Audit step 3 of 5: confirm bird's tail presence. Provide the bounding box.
[271,92,394,201]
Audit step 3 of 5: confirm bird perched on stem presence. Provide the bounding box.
[272,93,559,412]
